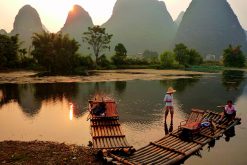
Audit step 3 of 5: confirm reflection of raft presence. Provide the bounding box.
[108,110,241,165]
[88,97,134,153]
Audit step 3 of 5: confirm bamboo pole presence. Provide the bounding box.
[108,153,138,165]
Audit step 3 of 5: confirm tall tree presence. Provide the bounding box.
[187,49,203,65]
[0,34,19,68]
[223,45,246,68]
[174,43,189,66]
[111,43,127,65]
[32,31,80,74]
[82,26,113,65]
[160,51,178,68]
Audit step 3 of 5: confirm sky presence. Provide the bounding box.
[0,0,246,33]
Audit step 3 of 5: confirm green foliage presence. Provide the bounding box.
[143,50,159,64]
[187,65,223,73]
[187,49,203,65]
[174,43,189,66]
[111,43,127,65]
[173,43,203,67]
[0,34,19,68]
[98,55,111,68]
[125,57,149,65]
[223,45,246,68]
[160,51,178,68]
[32,31,80,74]
[115,43,127,56]
[82,26,113,65]
[78,55,94,69]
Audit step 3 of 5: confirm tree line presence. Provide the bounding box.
[0,26,246,74]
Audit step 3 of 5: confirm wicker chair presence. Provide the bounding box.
[179,109,205,140]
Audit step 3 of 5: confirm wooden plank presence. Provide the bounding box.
[150,142,186,155]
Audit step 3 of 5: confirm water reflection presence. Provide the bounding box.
[224,126,236,142]
[115,81,127,94]
[0,72,246,165]
[164,122,173,135]
[222,70,245,91]
[160,78,200,93]
[69,103,74,121]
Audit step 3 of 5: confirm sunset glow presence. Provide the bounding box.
[69,103,73,121]
[0,0,246,32]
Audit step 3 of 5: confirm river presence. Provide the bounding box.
[0,70,246,164]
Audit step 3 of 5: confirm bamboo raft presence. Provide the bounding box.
[108,110,241,165]
[88,98,134,153]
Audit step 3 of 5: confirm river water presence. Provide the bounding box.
[0,70,246,164]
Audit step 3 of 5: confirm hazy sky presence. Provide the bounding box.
[0,0,246,33]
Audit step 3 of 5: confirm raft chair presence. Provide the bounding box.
[88,99,119,120]
[178,109,205,140]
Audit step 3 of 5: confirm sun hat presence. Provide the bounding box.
[166,87,176,94]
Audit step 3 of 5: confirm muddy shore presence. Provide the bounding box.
[0,141,100,165]
[0,69,212,84]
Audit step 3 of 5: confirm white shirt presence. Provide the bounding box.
[224,105,236,115]
[164,94,173,106]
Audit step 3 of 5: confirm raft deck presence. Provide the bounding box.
[109,110,241,165]
[90,118,132,150]
[89,99,133,152]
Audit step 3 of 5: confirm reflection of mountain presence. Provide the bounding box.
[18,84,41,116]
[222,70,245,91]
[0,75,246,122]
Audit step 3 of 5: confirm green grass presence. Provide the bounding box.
[186,65,224,73]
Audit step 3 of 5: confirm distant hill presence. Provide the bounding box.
[0,29,7,35]
[10,5,44,48]
[103,0,177,55]
[175,11,185,27]
[61,5,94,53]
[245,30,247,41]
[174,0,247,58]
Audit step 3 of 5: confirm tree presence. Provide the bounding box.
[187,49,203,65]
[115,43,127,56]
[0,34,19,68]
[174,43,189,66]
[223,45,246,68]
[82,26,113,65]
[143,50,159,64]
[111,43,127,65]
[160,51,178,68]
[32,31,80,74]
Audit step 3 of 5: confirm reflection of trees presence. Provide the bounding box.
[0,84,20,106]
[222,70,245,91]
[159,78,200,93]
[34,83,78,101]
[115,81,127,94]
[34,83,84,117]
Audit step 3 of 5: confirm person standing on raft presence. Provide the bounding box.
[164,87,176,124]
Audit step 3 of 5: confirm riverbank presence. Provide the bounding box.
[0,69,214,84]
[0,141,100,165]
